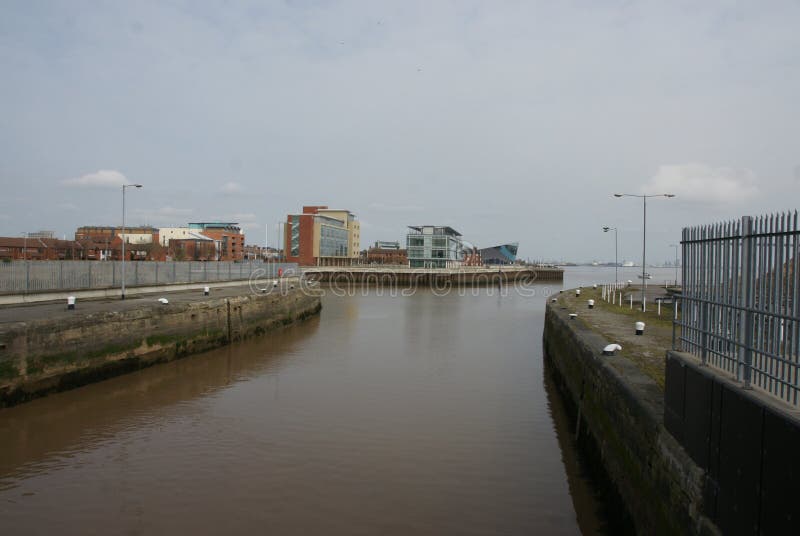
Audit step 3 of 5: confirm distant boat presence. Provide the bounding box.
[637,273,652,279]
[622,261,635,267]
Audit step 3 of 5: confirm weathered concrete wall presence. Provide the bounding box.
[0,288,321,407]
[543,302,719,535]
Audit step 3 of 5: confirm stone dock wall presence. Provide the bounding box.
[543,301,719,535]
[0,288,321,407]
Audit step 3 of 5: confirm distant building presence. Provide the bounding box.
[188,222,245,261]
[74,226,162,260]
[284,206,361,266]
[168,236,216,261]
[75,226,159,246]
[406,226,463,268]
[27,230,55,239]
[479,243,519,265]
[366,241,407,265]
[0,237,84,260]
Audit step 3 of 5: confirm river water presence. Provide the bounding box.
[0,267,678,534]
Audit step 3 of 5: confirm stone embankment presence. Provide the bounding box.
[543,287,720,535]
[0,284,321,407]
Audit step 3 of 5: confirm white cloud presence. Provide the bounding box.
[643,164,759,204]
[63,169,129,188]
[220,181,243,194]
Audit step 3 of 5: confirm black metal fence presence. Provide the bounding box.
[0,260,298,294]
[675,212,799,406]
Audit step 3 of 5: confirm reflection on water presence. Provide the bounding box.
[0,278,616,534]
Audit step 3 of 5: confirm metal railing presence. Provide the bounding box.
[675,212,799,406]
[0,260,298,294]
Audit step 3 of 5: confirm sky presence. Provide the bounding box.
[1,0,799,263]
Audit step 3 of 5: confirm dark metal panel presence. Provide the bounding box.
[664,354,686,443]
[683,364,714,470]
[759,408,800,535]
[704,380,724,521]
[716,385,764,536]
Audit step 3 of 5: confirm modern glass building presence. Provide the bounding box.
[285,206,360,266]
[406,226,463,268]
[479,243,519,265]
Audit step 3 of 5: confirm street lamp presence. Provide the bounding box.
[670,244,679,287]
[121,183,143,299]
[602,227,618,284]
[613,193,675,311]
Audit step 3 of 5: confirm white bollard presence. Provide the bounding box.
[630,294,633,309]
[569,313,578,320]
[635,321,645,336]
[588,299,595,309]
[576,288,581,297]
[67,296,76,310]
[158,298,169,305]
[204,286,210,296]
[603,343,622,356]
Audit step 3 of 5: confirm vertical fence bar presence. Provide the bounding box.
[739,216,755,387]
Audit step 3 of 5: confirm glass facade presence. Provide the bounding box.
[290,216,300,257]
[406,226,463,268]
[319,224,348,257]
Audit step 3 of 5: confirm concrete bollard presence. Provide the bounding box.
[158,298,169,305]
[551,298,557,303]
[603,343,622,356]
[569,313,578,320]
[273,280,278,288]
[635,321,645,336]
[593,284,597,289]
[67,296,76,310]
[575,289,581,297]
[204,286,210,296]
[588,299,594,309]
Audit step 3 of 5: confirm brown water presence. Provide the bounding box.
[0,280,612,535]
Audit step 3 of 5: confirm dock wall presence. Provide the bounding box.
[0,288,321,407]
[543,301,719,535]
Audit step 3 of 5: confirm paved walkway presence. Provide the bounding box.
[0,282,292,325]
[555,286,676,388]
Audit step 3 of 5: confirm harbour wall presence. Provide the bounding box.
[543,301,719,535]
[304,266,563,285]
[0,288,321,407]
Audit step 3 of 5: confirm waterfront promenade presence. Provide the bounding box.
[0,282,292,324]
[547,284,799,535]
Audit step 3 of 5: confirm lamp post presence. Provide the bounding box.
[670,243,679,287]
[602,226,618,284]
[613,193,675,311]
[121,183,143,299]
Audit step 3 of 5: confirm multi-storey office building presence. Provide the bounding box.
[284,206,360,266]
[406,226,463,268]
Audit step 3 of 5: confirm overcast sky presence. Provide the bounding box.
[2,1,799,263]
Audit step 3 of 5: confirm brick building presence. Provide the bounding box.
[284,206,360,266]
[365,241,408,265]
[0,237,85,260]
[188,222,245,261]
